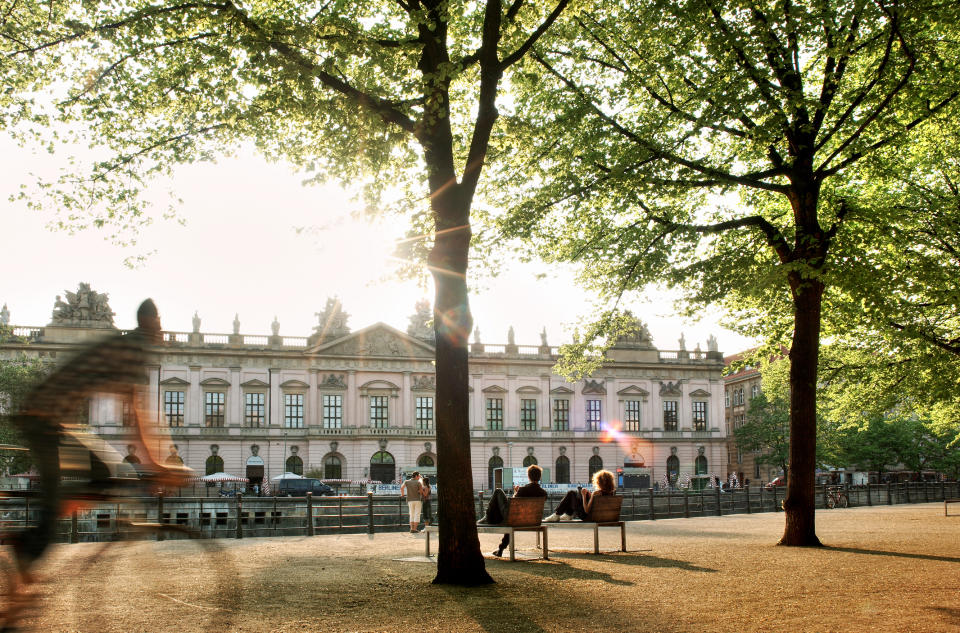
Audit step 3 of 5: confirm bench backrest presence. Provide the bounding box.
[586,495,622,523]
[504,496,546,527]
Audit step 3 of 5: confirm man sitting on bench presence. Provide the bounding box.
[478,464,547,557]
[544,469,617,522]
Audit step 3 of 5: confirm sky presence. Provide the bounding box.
[1,135,757,355]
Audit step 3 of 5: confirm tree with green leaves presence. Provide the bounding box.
[3,0,571,584]
[0,352,48,475]
[498,0,960,545]
[735,392,791,479]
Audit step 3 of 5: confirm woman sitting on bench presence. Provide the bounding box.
[544,469,617,522]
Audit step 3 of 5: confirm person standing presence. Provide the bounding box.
[401,471,424,533]
[420,476,433,529]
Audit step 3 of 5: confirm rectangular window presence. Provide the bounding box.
[415,396,434,430]
[725,391,730,408]
[121,400,134,427]
[520,399,537,431]
[751,384,760,399]
[322,394,343,429]
[486,398,503,430]
[204,392,225,427]
[662,400,678,431]
[370,395,388,428]
[284,393,304,428]
[586,399,602,431]
[552,399,570,431]
[244,392,264,427]
[624,400,642,431]
[164,391,184,427]
[692,401,708,431]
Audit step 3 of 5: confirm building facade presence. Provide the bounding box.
[1,287,730,491]
[723,350,773,485]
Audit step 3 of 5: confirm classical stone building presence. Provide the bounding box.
[1,286,730,491]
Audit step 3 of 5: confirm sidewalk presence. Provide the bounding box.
[27,503,960,633]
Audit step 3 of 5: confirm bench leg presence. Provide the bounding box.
[594,526,600,554]
[620,523,626,552]
[509,532,516,561]
[542,528,549,560]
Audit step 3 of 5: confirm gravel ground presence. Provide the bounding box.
[11,502,960,632]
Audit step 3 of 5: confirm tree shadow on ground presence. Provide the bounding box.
[545,551,717,572]
[437,585,550,633]
[825,546,960,564]
[930,607,960,626]
[484,557,633,585]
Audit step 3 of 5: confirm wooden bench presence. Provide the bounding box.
[424,496,548,561]
[946,498,960,516]
[542,495,626,554]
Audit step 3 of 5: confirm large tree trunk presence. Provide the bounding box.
[780,177,825,547]
[429,186,493,585]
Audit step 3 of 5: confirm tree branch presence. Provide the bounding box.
[499,0,569,70]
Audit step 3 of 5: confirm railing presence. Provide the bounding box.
[4,481,953,544]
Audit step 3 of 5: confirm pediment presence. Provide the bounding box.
[516,385,542,394]
[689,388,712,398]
[306,322,434,359]
[280,379,309,389]
[160,376,190,386]
[617,385,650,397]
[360,379,400,392]
[550,386,574,395]
[241,379,269,389]
[199,377,230,387]
[482,385,507,394]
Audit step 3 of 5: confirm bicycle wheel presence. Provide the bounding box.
[838,494,849,509]
[826,495,835,509]
[63,523,240,633]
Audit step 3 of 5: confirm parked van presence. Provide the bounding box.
[276,478,335,497]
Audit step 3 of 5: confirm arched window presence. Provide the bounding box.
[666,455,680,485]
[417,454,435,467]
[286,455,303,476]
[555,455,570,484]
[205,455,224,475]
[324,455,342,480]
[370,451,395,484]
[588,455,603,482]
[488,455,503,491]
[694,455,708,475]
[522,455,538,467]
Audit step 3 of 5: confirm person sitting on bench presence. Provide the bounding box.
[544,469,617,522]
[477,464,547,557]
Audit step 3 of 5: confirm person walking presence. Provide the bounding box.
[401,471,424,533]
[420,476,433,529]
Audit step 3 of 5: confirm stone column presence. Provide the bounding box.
[471,373,483,428]
[189,365,202,426]
[268,367,280,426]
[540,374,551,430]
[230,366,242,426]
[308,368,320,427]
[347,370,358,427]
[401,371,412,428]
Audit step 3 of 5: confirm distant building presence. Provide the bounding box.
[723,349,774,484]
[1,285,730,491]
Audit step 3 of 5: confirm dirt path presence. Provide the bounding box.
[16,503,960,632]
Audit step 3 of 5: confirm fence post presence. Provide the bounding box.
[683,488,690,518]
[70,509,79,544]
[887,482,893,505]
[274,495,279,532]
[235,492,244,539]
[367,492,375,534]
[867,483,873,506]
[667,489,672,517]
[306,492,314,537]
[338,495,343,529]
[924,481,930,503]
[648,488,655,520]
[773,485,780,512]
[746,485,752,514]
[823,485,829,508]
[157,492,165,541]
[715,486,722,516]
[477,491,484,521]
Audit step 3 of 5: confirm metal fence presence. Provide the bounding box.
[2,481,957,543]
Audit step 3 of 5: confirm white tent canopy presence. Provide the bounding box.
[200,472,249,483]
[271,472,305,481]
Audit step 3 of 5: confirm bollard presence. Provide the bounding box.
[306,492,314,537]
[367,492,375,534]
[157,492,165,541]
[236,492,244,539]
[71,510,79,544]
[715,485,722,516]
[648,488,655,520]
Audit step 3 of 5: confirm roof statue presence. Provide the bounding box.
[406,299,434,343]
[233,314,241,335]
[309,297,351,345]
[49,282,116,328]
[473,326,481,344]
[707,334,719,353]
[612,311,654,349]
[540,327,548,347]
[0,303,8,326]
[271,316,280,337]
[507,326,515,345]
[192,311,201,333]
[678,332,686,350]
